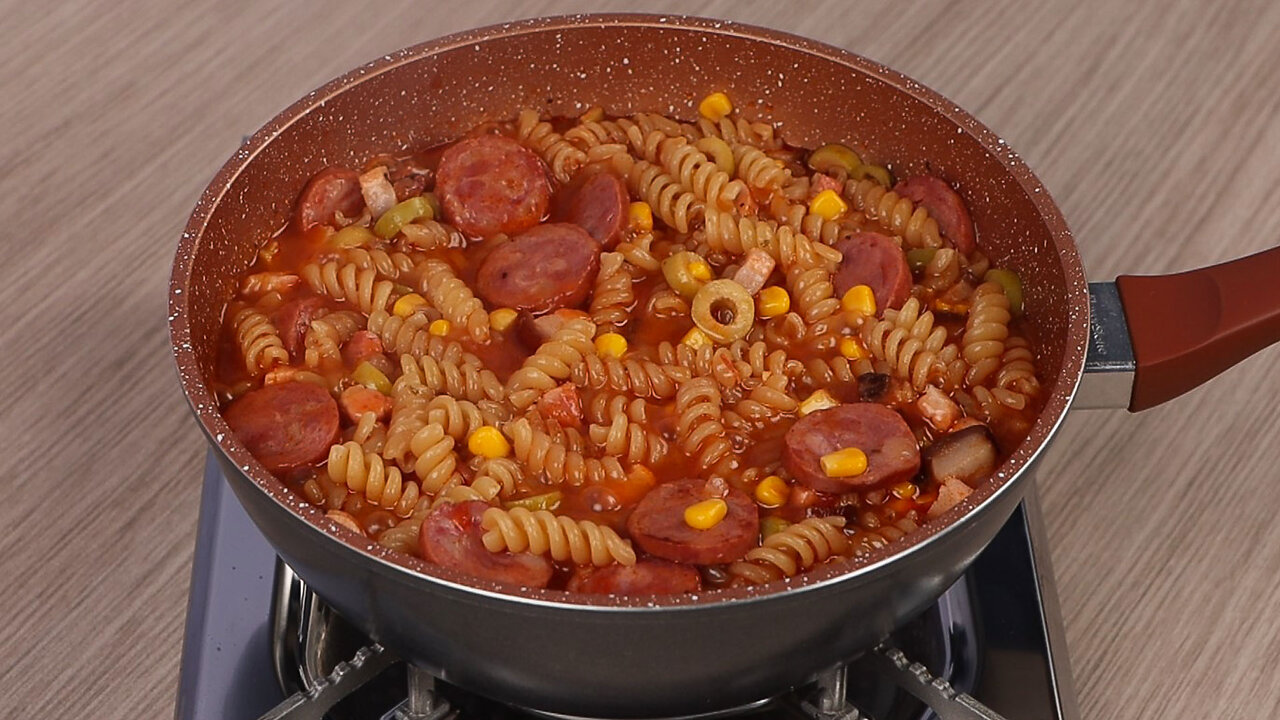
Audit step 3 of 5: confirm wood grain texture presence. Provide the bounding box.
[4,0,1280,717]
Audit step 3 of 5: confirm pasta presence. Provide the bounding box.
[480,506,636,567]
[300,261,396,315]
[216,97,1044,597]
[326,441,421,517]
[231,307,288,375]
[517,109,587,183]
[844,177,945,250]
[416,259,490,342]
[730,517,850,583]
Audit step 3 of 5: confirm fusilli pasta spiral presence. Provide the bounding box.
[481,506,636,567]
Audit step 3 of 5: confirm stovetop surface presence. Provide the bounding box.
[176,452,1076,720]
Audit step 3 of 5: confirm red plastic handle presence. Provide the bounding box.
[1116,245,1280,411]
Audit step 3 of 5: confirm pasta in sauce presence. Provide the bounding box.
[214,95,1040,596]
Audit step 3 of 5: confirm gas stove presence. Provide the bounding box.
[175,451,1078,720]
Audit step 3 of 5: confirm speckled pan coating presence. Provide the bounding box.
[169,14,1087,716]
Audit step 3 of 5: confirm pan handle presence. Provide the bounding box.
[1083,245,1280,411]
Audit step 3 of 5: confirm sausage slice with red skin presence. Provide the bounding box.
[783,403,921,494]
[223,381,340,474]
[272,296,329,360]
[296,167,363,230]
[568,559,702,595]
[627,479,759,565]
[569,172,629,248]
[475,223,600,314]
[832,231,912,312]
[435,134,551,238]
[893,175,977,255]
[419,501,554,588]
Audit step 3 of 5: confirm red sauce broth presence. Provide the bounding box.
[213,116,1044,593]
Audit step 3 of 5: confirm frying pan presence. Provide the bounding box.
[168,14,1280,718]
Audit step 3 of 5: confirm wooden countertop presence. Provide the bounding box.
[7,1,1280,716]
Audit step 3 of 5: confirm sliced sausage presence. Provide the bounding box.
[341,330,386,370]
[418,501,554,588]
[475,223,600,314]
[783,403,921,494]
[832,231,912,312]
[537,382,583,428]
[435,134,551,238]
[223,381,340,474]
[568,559,702,595]
[272,296,329,360]
[338,385,392,423]
[626,479,759,565]
[296,167,363,230]
[894,175,977,255]
[569,172,629,248]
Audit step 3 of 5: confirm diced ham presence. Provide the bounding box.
[339,385,392,423]
[359,166,397,218]
[537,383,583,429]
[731,249,777,295]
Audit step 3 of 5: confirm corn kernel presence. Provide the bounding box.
[821,447,869,478]
[467,426,511,459]
[595,332,628,358]
[489,307,518,332]
[393,293,429,318]
[680,327,713,349]
[808,189,849,221]
[841,285,877,316]
[890,481,919,500]
[698,91,733,122]
[839,336,869,360]
[687,258,713,282]
[754,475,790,508]
[684,498,729,529]
[629,201,654,232]
[798,389,839,417]
[428,319,451,336]
[756,286,791,318]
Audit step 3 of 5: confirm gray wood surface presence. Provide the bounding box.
[5,0,1280,717]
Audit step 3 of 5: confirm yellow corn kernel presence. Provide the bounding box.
[595,332,628,358]
[754,475,790,508]
[352,361,392,395]
[756,286,791,319]
[687,258,713,282]
[684,498,729,530]
[489,307,518,332]
[808,189,849,221]
[629,201,654,232]
[820,447,869,478]
[393,293,429,318]
[798,389,839,417]
[680,327,713,349]
[841,285,877,316]
[467,426,511,459]
[428,319,451,336]
[839,336,869,360]
[698,91,733,122]
[890,481,919,500]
